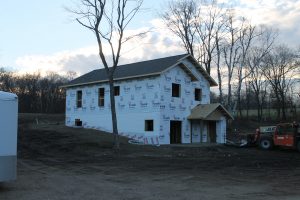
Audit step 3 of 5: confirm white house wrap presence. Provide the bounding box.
[62,54,233,145]
[0,91,18,182]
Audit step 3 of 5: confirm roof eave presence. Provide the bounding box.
[185,55,218,87]
[188,103,234,120]
[61,72,161,88]
[178,63,199,82]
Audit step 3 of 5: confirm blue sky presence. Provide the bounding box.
[0,0,161,67]
[0,0,300,76]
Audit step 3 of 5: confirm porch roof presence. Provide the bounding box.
[187,103,234,120]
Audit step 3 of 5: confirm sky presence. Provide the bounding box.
[0,0,300,77]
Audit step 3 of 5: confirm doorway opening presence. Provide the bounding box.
[208,121,216,143]
[170,120,182,144]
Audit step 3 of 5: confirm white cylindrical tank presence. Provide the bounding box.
[0,91,18,182]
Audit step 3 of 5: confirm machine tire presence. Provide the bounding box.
[297,141,300,153]
[259,138,273,150]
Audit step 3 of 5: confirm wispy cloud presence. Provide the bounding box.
[13,0,300,77]
[14,20,183,76]
[235,0,300,44]
[15,45,99,75]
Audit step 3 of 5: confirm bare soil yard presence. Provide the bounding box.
[1,114,300,200]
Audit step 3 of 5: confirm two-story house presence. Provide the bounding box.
[62,54,233,145]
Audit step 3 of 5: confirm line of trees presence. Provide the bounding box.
[162,0,300,121]
[0,68,76,113]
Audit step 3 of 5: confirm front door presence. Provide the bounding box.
[170,120,182,144]
[208,121,216,143]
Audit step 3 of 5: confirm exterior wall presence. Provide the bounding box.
[159,59,211,144]
[66,76,161,143]
[0,92,18,181]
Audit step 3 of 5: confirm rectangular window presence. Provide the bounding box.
[145,120,154,131]
[77,90,82,108]
[278,124,294,135]
[98,88,105,107]
[172,83,180,97]
[114,86,120,96]
[195,88,202,101]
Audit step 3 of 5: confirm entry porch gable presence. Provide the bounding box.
[188,103,233,144]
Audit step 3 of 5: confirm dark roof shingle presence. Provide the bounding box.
[63,54,188,87]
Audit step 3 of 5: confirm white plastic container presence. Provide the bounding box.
[0,91,18,182]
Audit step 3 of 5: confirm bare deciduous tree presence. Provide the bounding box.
[161,0,197,57]
[222,12,241,112]
[161,0,300,120]
[235,20,256,117]
[0,68,69,113]
[161,0,225,75]
[246,27,276,120]
[215,31,224,103]
[68,0,144,150]
[261,45,299,120]
[66,71,77,81]
[0,68,15,92]
[195,0,224,75]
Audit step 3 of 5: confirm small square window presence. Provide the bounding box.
[172,83,180,97]
[145,120,154,131]
[114,86,120,96]
[195,88,202,101]
[98,88,105,107]
[77,90,82,108]
[75,119,82,126]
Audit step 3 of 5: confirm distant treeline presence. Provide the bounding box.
[0,68,76,113]
[211,89,299,121]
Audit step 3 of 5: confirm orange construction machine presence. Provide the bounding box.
[255,122,300,151]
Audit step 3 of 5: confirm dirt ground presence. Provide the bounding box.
[1,114,300,200]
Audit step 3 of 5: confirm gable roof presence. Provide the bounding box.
[188,103,234,120]
[62,54,217,88]
[184,56,218,86]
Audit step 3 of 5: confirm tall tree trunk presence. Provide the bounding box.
[237,83,242,118]
[260,104,263,121]
[216,36,223,104]
[108,75,119,150]
[227,81,232,112]
[255,93,261,121]
[274,91,281,120]
[217,66,223,104]
[246,94,249,120]
[281,93,287,120]
[245,82,250,120]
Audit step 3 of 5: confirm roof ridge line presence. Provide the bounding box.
[92,53,189,71]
